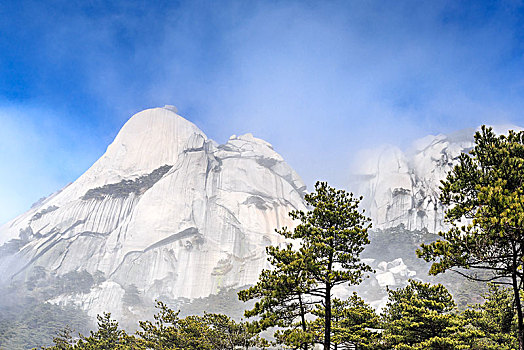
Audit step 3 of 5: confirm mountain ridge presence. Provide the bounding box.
[0,106,307,322]
[2,110,522,323]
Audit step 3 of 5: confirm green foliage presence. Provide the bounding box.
[30,166,524,349]
[47,326,76,349]
[137,302,208,349]
[201,313,269,350]
[238,245,315,349]
[177,287,253,320]
[35,286,523,350]
[76,313,138,349]
[136,301,268,350]
[41,303,267,350]
[417,126,524,348]
[42,313,140,350]
[136,304,207,350]
[360,227,488,308]
[58,270,96,295]
[23,267,105,300]
[239,181,372,349]
[311,293,379,349]
[0,300,90,350]
[463,284,519,349]
[287,181,372,287]
[380,280,484,350]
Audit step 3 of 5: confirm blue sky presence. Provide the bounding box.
[1,0,524,224]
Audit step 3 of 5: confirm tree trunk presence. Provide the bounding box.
[324,248,335,350]
[324,284,331,350]
[512,253,524,350]
[299,294,308,350]
[513,275,523,350]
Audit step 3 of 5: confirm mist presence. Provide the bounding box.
[1,0,524,224]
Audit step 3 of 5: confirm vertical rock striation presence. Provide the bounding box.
[0,106,307,321]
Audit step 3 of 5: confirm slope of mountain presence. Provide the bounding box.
[0,106,307,321]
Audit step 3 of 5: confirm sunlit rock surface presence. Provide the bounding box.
[0,106,307,321]
[335,256,417,310]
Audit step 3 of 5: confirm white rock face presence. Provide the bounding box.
[49,281,126,320]
[351,126,524,232]
[0,106,307,321]
[375,258,416,288]
[350,129,477,232]
[347,257,417,311]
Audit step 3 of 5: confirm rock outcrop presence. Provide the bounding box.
[351,126,524,232]
[0,106,307,321]
[350,129,477,232]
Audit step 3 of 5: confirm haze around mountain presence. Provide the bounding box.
[2,1,524,224]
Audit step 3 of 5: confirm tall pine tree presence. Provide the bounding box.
[240,181,372,350]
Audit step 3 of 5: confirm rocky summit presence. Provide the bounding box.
[0,106,307,321]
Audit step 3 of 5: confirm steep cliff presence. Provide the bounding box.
[350,129,476,232]
[0,106,307,321]
[350,125,522,233]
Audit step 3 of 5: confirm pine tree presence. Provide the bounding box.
[311,293,379,350]
[75,313,138,349]
[418,126,524,349]
[240,181,372,350]
[137,302,211,350]
[238,245,315,350]
[463,284,519,349]
[136,301,267,350]
[42,313,141,350]
[381,280,483,350]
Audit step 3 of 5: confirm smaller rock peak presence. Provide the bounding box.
[238,133,254,140]
[229,133,274,149]
[163,105,179,113]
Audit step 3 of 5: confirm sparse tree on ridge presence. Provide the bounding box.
[418,126,524,349]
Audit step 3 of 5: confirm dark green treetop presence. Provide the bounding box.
[137,301,267,350]
[238,245,315,349]
[463,284,518,350]
[311,293,379,350]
